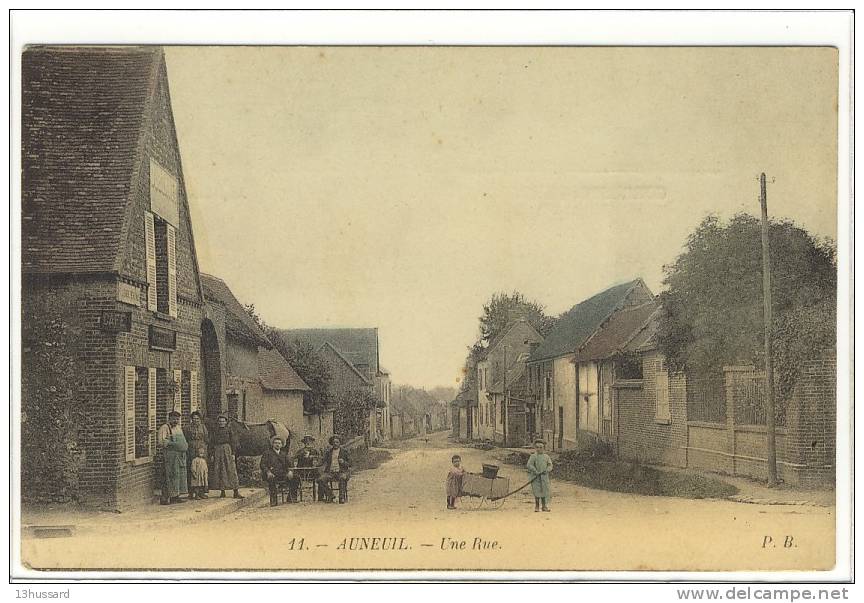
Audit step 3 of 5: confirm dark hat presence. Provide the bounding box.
[328,435,341,446]
[301,435,316,444]
[190,410,203,419]
[168,410,181,418]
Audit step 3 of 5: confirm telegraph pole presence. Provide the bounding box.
[502,345,508,447]
[759,173,778,487]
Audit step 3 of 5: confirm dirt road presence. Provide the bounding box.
[21,431,835,573]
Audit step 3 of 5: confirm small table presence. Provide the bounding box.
[292,467,320,502]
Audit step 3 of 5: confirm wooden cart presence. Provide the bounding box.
[459,472,511,509]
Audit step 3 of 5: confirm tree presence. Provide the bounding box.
[333,388,375,438]
[479,291,557,344]
[657,213,836,399]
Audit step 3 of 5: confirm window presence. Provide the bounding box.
[146,159,178,318]
[615,352,644,380]
[145,212,177,317]
[125,366,156,462]
[655,359,671,424]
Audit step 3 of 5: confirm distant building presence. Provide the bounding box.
[476,319,544,446]
[280,328,390,443]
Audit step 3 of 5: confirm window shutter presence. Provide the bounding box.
[173,369,182,419]
[190,371,199,413]
[148,368,157,453]
[655,360,671,423]
[124,366,136,462]
[167,224,177,318]
[145,212,157,311]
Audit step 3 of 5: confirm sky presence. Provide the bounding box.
[164,47,838,390]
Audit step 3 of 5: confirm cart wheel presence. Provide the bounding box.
[488,497,506,510]
[464,495,484,510]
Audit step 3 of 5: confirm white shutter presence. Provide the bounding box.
[144,212,157,311]
[166,224,177,318]
[124,366,136,462]
[173,369,182,420]
[148,368,157,453]
[190,371,199,414]
[655,360,671,423]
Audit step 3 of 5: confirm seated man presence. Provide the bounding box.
[293,435,321,496]
[317,435,351,504]
[260,436,296,506]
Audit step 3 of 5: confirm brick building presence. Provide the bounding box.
[612,311,835,487]
[200,274,317,455]
[21,46,205,508]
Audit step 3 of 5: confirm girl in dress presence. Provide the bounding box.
[446,455,464,509]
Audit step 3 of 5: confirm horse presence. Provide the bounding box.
[204,416,292,457]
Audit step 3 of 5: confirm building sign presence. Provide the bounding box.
[100,310,132,333]
[149,325,177,351]
[149,158,179,226]
[117,281,140,307]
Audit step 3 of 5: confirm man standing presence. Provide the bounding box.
[158,410,189,505]
[318,435,351,503]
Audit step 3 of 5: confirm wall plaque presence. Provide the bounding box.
[149,325,177,351]
[117,281,140,307]
[100,310,132,333]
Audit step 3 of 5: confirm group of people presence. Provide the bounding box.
[158,410,244,505]
[445,439,553,512]
[158,410,352,507]
[260,434,351,507]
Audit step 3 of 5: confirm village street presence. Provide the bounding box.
[21,431,835,573]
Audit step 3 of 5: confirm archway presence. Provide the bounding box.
[200,319,223,417]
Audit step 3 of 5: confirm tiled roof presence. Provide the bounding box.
[257,347,310,392]
[200,273,271,348]
[623,307,662,353]
[317,342,372,386]
[571,300,659,363]
[22,46,161,274]
[279,327,379,379]
[529,279,647,362]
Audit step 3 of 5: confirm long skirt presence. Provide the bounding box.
[210,443,239,490]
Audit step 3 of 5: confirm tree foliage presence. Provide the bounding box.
[21,298,93,503]
[333,388,376,438]
[657,213,836,398]
[479,291,558,344]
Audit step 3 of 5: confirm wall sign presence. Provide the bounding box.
[150,158,179,226]
[149,325,177,351]
[117,281,140,307]
[100,310,132,333]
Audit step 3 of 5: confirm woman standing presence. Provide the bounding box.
[526,439,553,512]
[183,411,209,499]
[210,414,243,499]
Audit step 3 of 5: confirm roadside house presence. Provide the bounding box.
[21,47,206,508]
[200,274,313,455]
[280,328,389,443]
[526,279,654,451]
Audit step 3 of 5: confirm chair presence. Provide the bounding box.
[327,478,349,504]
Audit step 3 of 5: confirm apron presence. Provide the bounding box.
[527,453,552,499]
[163,430,189,498]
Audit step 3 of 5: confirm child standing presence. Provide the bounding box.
[446,455,464,509]
[190,445,209,500]
[526,439,553,512]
